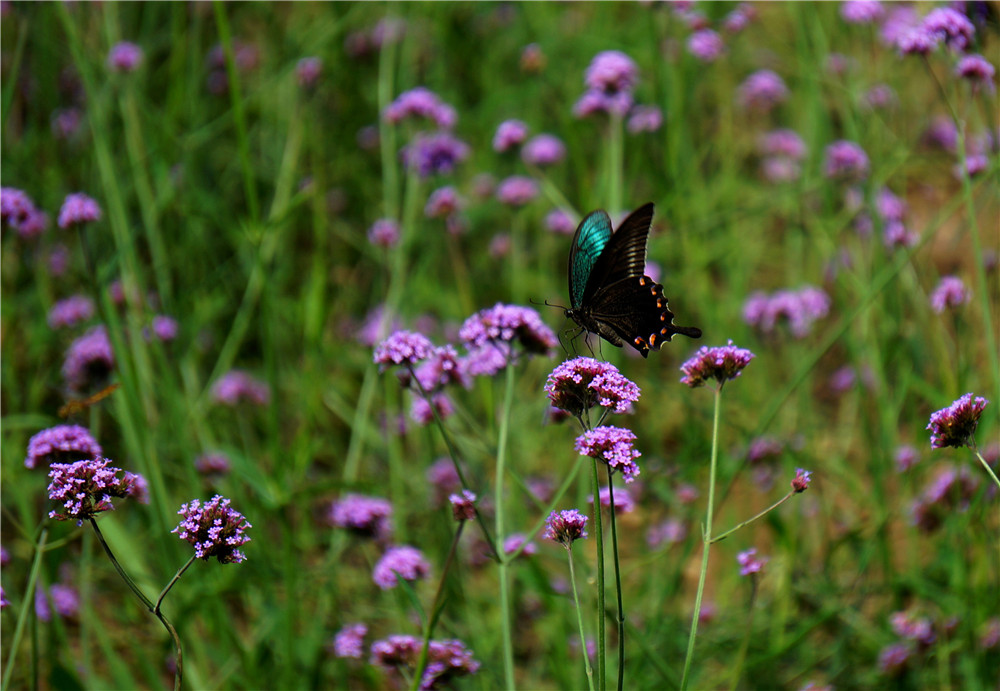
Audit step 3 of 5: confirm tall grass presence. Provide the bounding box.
[2,3,997,690]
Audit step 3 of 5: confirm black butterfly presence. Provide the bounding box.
[564,202,702,358]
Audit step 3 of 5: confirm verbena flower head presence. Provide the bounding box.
[584,50,638,95]
[911,464,980,532]
[543,509,589,547]
[881,5,920,46]
[743,286,830,338]
[332,623,367,659]
[371,635,479,690]
[840,0,884,24]
[123,471,150,504]
[384,87,455,129]
[929,276,972,313]
[545,208,576,235]
[759,129,807,160]
[48,295,95,330]
[897,28,939,56]
[823,140,869,181]
[921,7,975,52]
[459,303,556,359]
[210,370,270,406]
[522,134,566,167]
[47,458,134,525]
[148,315,179,342]
[424,186,462,218]
[927,393,989,449]
[49,583,81,619]
[955,54,996,91]
[590,485,635,512]
[328,493,393,540]
[575,426,642,483]
[687,29,725,62]
[502,533,537,558]
[296,56,322,88]
[545,357,640,417]
[1,187,34,227]
[62,326,114,393]
[862,84,897,110]
[57,193,102,229]
[737,547,767,576]
[878,642,911,676]
[373,545,431,589]
[791,468,812,493]
[401,132,469,177]
[449,490,477,521]
[107,41,143,72]
[495,175,539,206]
[737,70,788,111]
[374,330,434,370]
[26,424,102,469]
[894,445,919,472]
[427,457,463,506]
[367,218,400,248]
[626,105,663,134]
[680,340,755,388]
[890,610,936,646]
[647,518,687,548]
[172,495,251,564]
[410,393,455,426]
[195,452,232,476]
[414,345,469,392]
[492,119,529,152]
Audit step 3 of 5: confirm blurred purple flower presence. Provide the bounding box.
[737,547,767,576]
[62,326,114,393]
[459,303,556,357]
[211,370,270,406]
[410,392,454,426]
[522,134,566,167]
[374,330,434,369]
[194,452,232,476]
[646,518,687,548]
[172,495,252,564]
[922,7,975,52]
[861,84,897,110]
[626,105,663,134]
[680,340,755,388]
[759,129,807,159]
[545,209,576,235]
[384,87,455,129]
[880,5,920,46]
[584,50,638,94]
[367,218,400,248]
[955,54,995,91]
[449,490,476,521]
[823,140,869,181]
[927,392,989,449]
[502,533,537,558]
[373,545,430,589]
[328,493,393,540]
[890,610,936,646]
[492,119,529,152]
[25,425,102,470]
[296,56,322,89]
[107,42,143,73]
[737,70,788,111]
[894,445,919,472]
[744,286,831,337]
[722,3,755,33]
[57,193,102,229]
[495,175,539,206]
[51,107,83,140]
[912,464,980,531]
[427,458,463,507]
[688,29,724,62]
[47,295,94,330]
[332,623,367,659]
[929,276,971,313]
[840,0,884,24]
[878,643,911,676]
[148,315,179,342]
[575,426,642,483]
[521,43,546,73]
[424,186,462,218]
[401,132,469,177]
[414,345,469,392]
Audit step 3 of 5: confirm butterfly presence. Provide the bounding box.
[58,382,121,418]
[564,202,702,358]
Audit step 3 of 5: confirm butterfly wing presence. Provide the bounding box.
[568,210,613,309]
[587,275,703,358]
[580,202,654,304]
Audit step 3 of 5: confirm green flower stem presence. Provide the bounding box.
[89,518,184,691]
[566,542,596,691]
[608,113,624,216]
[680,383,723,690]
[591,457,607,691]
[727,577,759,691]
[496,362,517,690]
[710,491,796,544]
[974,449,1000,492]
[605,471,626,691]
[1,528,47,691]
[411,522,466,691]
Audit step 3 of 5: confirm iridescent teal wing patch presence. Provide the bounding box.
[568,210,612,309]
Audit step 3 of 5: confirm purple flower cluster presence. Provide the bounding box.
[840,0,884,25]
[495,175,539,206]
[823,140,869,181]
[401,132,470,178]
[424,186,462,219]
[894,445,919,472]
[743,286,831,338]
[929,276,971,313]
[679,340,755,388]
[367,218,400,248]
[459,303,556,360]
[107,41,144,73]
[876,187,918,250]
[911,465,980,532]
[575,426,642,483]
[210,370,270,406]
[737,70,788,112]
[62,326,114,392]
[647,518,687,548]
[172,495,252,564]
[955,54,996,90]
[574,50,639,117]
[373,545,431,589]
[1,187,48,238]
[427,458,463,506]
[36,583,81,621]
[374,330,435,369]
[47,458,134,525]
[590,485,634,512]
[449,489,476,521]
[414,345,469,392]
[410,393,455,426]
[147,315,179,342]
[545,356,640,417]
[878,643,911,676]
[791,468,812,493]
[890,610,936,647]
[25,425,103,469]
[897,7,975,55]
[331,623,367,659]
[737,547,767,576]
[626,105,663,134]
[758,129,807,183]
[296,56,322,89]
[47,295,95,330]
[328,493,393,541]
[521,134,566,167]
[195,452,232,476]
[493,119,529,152]
[927,393,989,449]
[371,634,480,690]
[502,533,537,558]
[687,29,725,63]
[384,87,456,129]
[543,509,589,547]
[57,193,102,229]
[545,209,576,235]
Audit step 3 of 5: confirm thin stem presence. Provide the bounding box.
[974,449,1000,492]
[591,457,607,691]
[89,518,155,610]
[1,528,47,691]
[727,577,759,691]
[606,471,626,691]
[567,543,596,691]
[680,383,723,690]
[496,362,517,690]
[156,555,198,612]
[711,491,796,544]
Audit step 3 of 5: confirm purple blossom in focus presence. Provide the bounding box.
[737,70,788,111]
[367,218,400,248]
[543,509,589,547]
[172,494,252,564]
[679,340,755,388]
[384,87,455,129]
[927,393,989,449]
[62,326,114,393]
[737,547,767,576]
[493,119,529,152]
[545,356,640,417]
[840,0,884,24]
[328,493,393,541]
[210,370,270,406]
[495,175,539,206]
[575,426,642,483]
[401,132,470,177]
[58,193,102,229]
[47,295,95,330]
[687,29,725,62]
[929,276,971,313]
[626,105,663,134]
[373,545,431,589]
[823,140,869,181]
[107,42,143,73]
[522,134,566,167]
[47,458,134,525]
[332,623,368,659]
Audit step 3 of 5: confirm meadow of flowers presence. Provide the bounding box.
[1,2,998,690]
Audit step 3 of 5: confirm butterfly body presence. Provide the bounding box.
[565,202,701,358]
